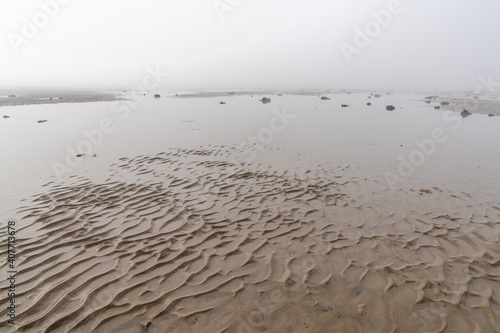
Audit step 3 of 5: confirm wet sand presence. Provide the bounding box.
[0,90,124,108]
[1,92,500,332]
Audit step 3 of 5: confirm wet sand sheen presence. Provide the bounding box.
[1,146,499,332]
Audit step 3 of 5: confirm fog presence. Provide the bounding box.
[1,0,499,92]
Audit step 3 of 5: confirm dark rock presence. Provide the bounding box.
[341,104,349,107]
[76,154,85,157]
[367,102,371,106]
[37,120,47,123]
[154,94,161,98]
[460,110,472,118]
[488,114,495,117]
[92,154,97,157]
[440,101,450,106]
[261,97,271,104]
[228,92,235,95]
[434,106,440,110]
[321,96,330,100]
[425,100,431,104]
[219,101,226,104]
[386,105,396,111]
[3,115,10,118]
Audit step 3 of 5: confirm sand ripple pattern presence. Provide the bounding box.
[1,146,500,332]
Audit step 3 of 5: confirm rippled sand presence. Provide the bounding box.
[2,145,500,332]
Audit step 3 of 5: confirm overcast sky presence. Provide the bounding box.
[1,0,499,91]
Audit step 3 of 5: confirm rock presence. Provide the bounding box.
[37,120,47,123]
[154,94,161,98]
[321,96,330,100]
[440,101,450,106]
[76,154,85,157]
[425,100,431,104]
[434,106,440,110]
[386,105,396,111]
[92,154,97,157]
[374,94,381,98]
[460,110,472,118]
[488,114,495,117]
[49,97,53,100]
[228,92,235,95]
[3,115,10,118]
[367,102,371,106]
[219,101,226,104]
[341,104,349,107]
[261,97,271,104]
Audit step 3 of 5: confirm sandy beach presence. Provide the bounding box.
[1,92,500,332]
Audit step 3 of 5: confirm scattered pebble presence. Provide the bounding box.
[461,110,472,118]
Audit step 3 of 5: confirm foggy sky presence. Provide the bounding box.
[1,0,499,92]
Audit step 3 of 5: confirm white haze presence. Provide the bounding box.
[0,0,499,92]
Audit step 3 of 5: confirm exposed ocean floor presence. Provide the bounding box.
[1,92,500,332]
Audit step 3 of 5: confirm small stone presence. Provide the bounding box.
[460,110,472,118]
